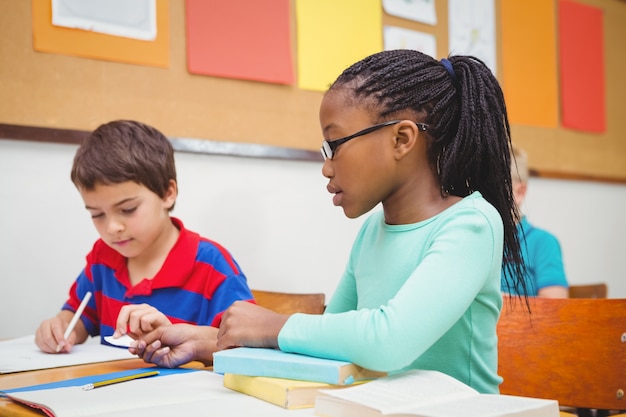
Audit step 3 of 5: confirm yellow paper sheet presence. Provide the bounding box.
[296,0,383,92]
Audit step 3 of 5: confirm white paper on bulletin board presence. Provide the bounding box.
[384,26,437,58]
[51,0,157,41]
[382,0,437,25]
[448,0,496,74]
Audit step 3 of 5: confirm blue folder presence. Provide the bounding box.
[0,366,197,396]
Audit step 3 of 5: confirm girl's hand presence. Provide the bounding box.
[216,301,289,350]
[130,324,218,368]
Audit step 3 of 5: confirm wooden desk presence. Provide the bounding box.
[1,360,577,417]
[0,359,205,417]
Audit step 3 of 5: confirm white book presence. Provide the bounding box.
[314,370,559,417]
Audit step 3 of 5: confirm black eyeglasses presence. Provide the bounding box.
[320,120,429,160]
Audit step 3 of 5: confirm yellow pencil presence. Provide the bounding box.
[81,370,160,391]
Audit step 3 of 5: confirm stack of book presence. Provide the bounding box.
[214,348,560,416]
[212,347,386,409]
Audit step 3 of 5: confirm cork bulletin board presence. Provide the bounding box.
[0,0,624,182]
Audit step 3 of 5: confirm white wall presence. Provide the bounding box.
[521,177,626,296]
[1,139,625,339]
[0,139,364,339]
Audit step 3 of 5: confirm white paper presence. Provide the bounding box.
[448,0,497,74]
[384,26,437,58]
[103,334,134,348]
[0,335,135,374]
[406,394,559,417]
[51,0,157,41]
[383,0,437,25]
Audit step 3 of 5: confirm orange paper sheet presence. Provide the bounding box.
[558,0,605,133]
[185,0,293,85]
[32,0,169,68]
[295,0,383,92]
[500,0,558,128]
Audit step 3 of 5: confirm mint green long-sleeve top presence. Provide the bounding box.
[278,192,504,394]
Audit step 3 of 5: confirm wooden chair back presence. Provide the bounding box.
[497,296,626,411]
[569,283,608,299]
[251,289,325,315]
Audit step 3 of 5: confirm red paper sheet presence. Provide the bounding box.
[558,0,606,133]
[185,0,294,85]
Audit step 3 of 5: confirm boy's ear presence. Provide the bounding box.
[393,120,420,160]
[164,179,178,209]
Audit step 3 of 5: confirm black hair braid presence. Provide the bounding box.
[329,49,528,300]
[449,56,527,297]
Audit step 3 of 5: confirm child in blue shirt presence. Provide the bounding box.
[501,145,568,297]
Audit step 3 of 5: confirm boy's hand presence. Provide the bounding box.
[113,304,171,340]
[35,311,82,353]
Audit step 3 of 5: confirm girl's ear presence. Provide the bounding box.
[163,179,178,210]
[393,120,420,160]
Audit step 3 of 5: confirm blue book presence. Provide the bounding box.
[213,348,385,385]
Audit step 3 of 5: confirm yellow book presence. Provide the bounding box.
[223,373,369,410]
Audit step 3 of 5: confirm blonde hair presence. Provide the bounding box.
[510,144,529,183]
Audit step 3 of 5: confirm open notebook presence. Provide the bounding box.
[2,370,313,417]
[0,335,135,374]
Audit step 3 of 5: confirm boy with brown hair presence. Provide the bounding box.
[35,120,253,353]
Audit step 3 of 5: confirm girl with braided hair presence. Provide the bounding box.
[131,50,526,394]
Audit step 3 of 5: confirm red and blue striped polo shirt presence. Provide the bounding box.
[61,217,253,344]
